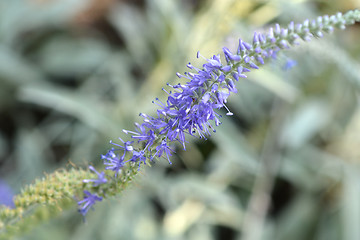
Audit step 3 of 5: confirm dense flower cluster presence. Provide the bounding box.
[77,10,360,216]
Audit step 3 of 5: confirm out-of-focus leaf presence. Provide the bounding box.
[266,193,323,240]
[36,36,111,76]
[13,129,52,188]
[0,46,43,85]
[342,168,360,240]
[17,85,118,134]
[280,99,331,149]
[248,68,300,102]
[0,0,90,44]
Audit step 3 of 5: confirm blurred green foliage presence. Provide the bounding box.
[0,0,360,239]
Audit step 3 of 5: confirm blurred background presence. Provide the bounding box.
[0,0,360,239]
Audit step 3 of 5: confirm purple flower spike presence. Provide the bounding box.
[315,31,324,38]
[232,72,239,81]
[223,47,241,62]
[227,79,238,93]
[83,166,108,187]
[129,150,147,170]
[254,47,262,53]
[78,191,102,216]
[207,56,222,69]
[253,32,259,45]
[249,62,259,69]
[274,23,281,36]
[278,40,289,48]
[111,138,134,152]
[221,65,232,72]
[242,67,251,73]
[238,39,246,54]
[268,27,274,39]
[256,56,265,65]
[259,33,266,44]
[153,140,174,164]
[77,9,360,217]
[102,150,126,176]
[242,41,252,50]
[303,19,309,28]
[288,21,294,31]
[281,29,288,38]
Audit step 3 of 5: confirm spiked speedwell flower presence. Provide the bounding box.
[77,9,360,215]
[77,191,102,216]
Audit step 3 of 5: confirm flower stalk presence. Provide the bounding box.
[0,9,359,237]
[76,9,360,215]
